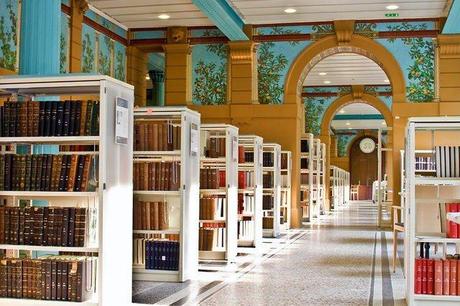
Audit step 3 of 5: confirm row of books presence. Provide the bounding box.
[134,121,180,152]
[200,196,225,220]
[0,100,99,137]
[200,168,225,190]
[281,153,289,170]
[238,193,255,215]
[301,159,309,169]
[301,173,309,185]
[447,203,460,238]
[415,156,436,171]
[414,255,460,295]
[133,201,169,231]
[435,146,460,177]
[263,173,273,189]
[238,146,245,163]
[0,206,87,247]
[263,195,274,210]
[132,238,179,270]
[132,236,179,265]
[262,152,274,167]
[301,139,310,153]
[0,256,96,302]
[263,217,274,229]
[0,154,97,192]
[237,220,254,240]
[238,171,254,189]
[133,161,180,191]
[199,227,225,251]
[244,151,254,163]
[281,174,290,188]
[204,137,226,158]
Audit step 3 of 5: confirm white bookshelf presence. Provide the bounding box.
[199,124,238,262]
[319,142,327,214]
[262,143,281,238]
[132,107,200,282]
[404,117,460,306]
[237,135,263,251]
[300,133,314,223]
[330,166,350,209]
[0,75,134,306]
[280,150,292,231]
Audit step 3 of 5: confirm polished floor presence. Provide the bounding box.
[133,201,406,305]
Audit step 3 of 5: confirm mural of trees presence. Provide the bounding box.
[386,22,434,102]
[304,96,326,135]
[337,134,355,157]
[98,22,114,76]
[0,0,18,71]
[115,49,126,81]
[193,30,228,105]
[81,32,95,73]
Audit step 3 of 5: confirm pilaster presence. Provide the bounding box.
[228,41,258,105]
[163,43,192,106]
[69,0,88,72]
[126,45,148,106]
[437,35,460,105]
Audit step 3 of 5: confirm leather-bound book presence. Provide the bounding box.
[55,101,64,136]
[74,208,87,247]
[0,206,4,244]
[62,100,72,136]
[23,207,33,245]
[61,260,68,301]
[443,259,450,295]
[159,201,168,230]
[152,123,159,151]
[173,126,180,150]
[18,155,26,191]
[143,162,149,191]
[56,260,62,300]
[9,207,19,244]
[68,102,76,136]
[1,103,7,137]
[167,122,174,151]
[147,123,154,151]
[48,207,57,246]
[18,207,25,245]
[145,202,151,230]
[447,203,459,238]
[43,102,52,137]
[44,155,53,191]
[73,155,85,192]
[33,207,44,246]
[11,155,18,191]
[138,123,145,151]
[90,101,99,136]
[38,155,47,191]
[450,258,457,295]
[67,155,79,191]
[58,155,68,192]
[158,122,164,151]
[85,100,93,136]
[0,155,4,191]
[18,102,27,136]
[67,208,76,247]
[427,259,434,295]
[31,102,40,136]
[3,154,12,191]
[50,155,60,191]
[75,260,84,302]
[51,260,57,300]
[79,101,87,136]
[10,102,18,137]
[41,207,49,246]
[24,155,32,191]
[54,208,63,246]
[50,101,58,136]
[80,155,91,192]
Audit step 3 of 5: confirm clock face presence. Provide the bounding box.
[359,138,376,153]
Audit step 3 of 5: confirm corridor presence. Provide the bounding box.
[133,201,405,305]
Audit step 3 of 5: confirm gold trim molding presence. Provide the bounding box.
[228,41,256,64]
[437,35,460,57]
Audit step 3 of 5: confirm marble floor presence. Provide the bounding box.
[132,201,406,306]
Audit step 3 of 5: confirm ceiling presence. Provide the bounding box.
[229,0,449,24]
[304,53,388,86]
[331,102,386,130]
[88,0,214,28]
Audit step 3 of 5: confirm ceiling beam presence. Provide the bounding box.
[443,0,460,34]
[192,0,248,40]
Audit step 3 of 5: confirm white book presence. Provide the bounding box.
[436,146,441,177]
[455,146,460,177]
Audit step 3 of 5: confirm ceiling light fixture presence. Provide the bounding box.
[339,109,345,114]
[381,121,386,125]
[284,8,297,13]
[386,4,399,10]
[323,80,331,84]
[348,127,352,130]
[346,122,351,126]
[319,72,327,76]
[158,14,170,20]
[384,79,390,83]
[145,75,150,80]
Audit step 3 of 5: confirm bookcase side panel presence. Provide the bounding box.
[254,138,263,248]
[226,128,238,261]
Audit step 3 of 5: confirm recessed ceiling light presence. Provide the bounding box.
[339,109,345,114]
[284,8,297,13]
[386,4,399,10]
[384,79,390,83]
[348,127,352,130]
[319,72,327,76]
[158,14,170,19]
[395,116,400,119]
[146,75,150,80]
[346,122,351,126]
[323,80,331,84]
[381,121,386,125]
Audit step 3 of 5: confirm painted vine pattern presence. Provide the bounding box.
[81,32,95,73]
[0,0,17,71]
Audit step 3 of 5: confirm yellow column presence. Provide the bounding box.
[69,0,88,72]
[126,45,147,106]
[438,35,460,112]
[228,41,258,104]
[163,44,192,106]
[330,135,338,158]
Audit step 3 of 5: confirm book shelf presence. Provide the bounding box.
[404,117,460,305]
[300,134,314,222]
[199,124,238,262]
[262,143,281,238]
[0,75,134,306]
[280,150,292,231]
[132,107,200,282]
[319,142,327,214]
[329,166,350,210]
[237,135,263,251]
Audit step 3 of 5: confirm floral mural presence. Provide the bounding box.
[337,134,355,157]
[60,13,70,73]
[0,0,18,71]
[81,24,96,73]
[192,30,228,105]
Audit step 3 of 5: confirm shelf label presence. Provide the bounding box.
[115,97,129,145]
[190,123,199,156]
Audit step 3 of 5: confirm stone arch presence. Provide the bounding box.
[320,93,393,136]
[284,35,406,106]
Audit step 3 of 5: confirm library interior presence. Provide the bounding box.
[1,0,460,305]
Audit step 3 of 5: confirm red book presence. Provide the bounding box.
[443,259,450,295]
[219,170,226,188]
[457,260,460,295]
[446,203,458,238]
[450,259,457,295]
[422,259,428,294]
[238,171,246,189]
[238,146,245,164]
[427,259,434,295]
[415,258,422,294]
[434,259,443,295]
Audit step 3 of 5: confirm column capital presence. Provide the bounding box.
[71,0,89,14]
[351,85,365,99]
[228,41,256,64]
[148,70,165,82]
[334,20,355,45]
[437,34,460,58]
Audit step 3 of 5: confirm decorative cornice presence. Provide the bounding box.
[162,44,192,55]
[228,41,256,64]
[73,0,89,14]
[334,20,356,45]
[351,85,365,99]
[437,34,460,57]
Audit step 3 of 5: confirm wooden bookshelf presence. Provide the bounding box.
[237,135,263,251]
[199,124,238,262]
[0,75,134,306]
[280,150,292,231]
[300,134,314,223]
[404,117,460,306]
[132,107,200,283]
[262,143,281,238]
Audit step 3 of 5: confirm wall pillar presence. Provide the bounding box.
[69,0,88,73]
[19,0,61,75]
[148,70,165,106]
[126,46,147,106]
[437,35,460,112]
[163,44,192,106]
[228,41,258,104]
[330,135,338,158]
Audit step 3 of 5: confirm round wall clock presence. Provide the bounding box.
[359,138,376,153]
